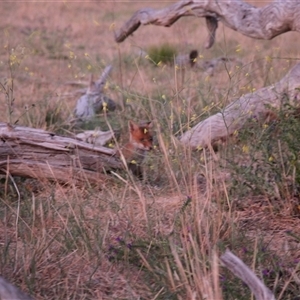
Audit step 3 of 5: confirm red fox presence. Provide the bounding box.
[118,120,153,179]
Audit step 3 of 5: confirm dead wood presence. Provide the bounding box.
[115,0,300,49]
[0,123,123,185]
[221,250,276,300]
[73,66,117,123]
[0,276,33,300]
[180,62,300,149]
[76,129,115,147]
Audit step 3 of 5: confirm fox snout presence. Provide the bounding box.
[135,139,153,151]
[140,135,153,151]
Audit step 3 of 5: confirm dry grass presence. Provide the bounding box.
[1,1,300,299]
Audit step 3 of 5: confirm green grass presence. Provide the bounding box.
[226,103,300,204]
[147,43,178,66]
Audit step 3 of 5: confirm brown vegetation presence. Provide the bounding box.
[0,1,300,299]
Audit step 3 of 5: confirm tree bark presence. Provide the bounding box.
[180,62,300,149]
[115,0,300,49]
[0,123,122,185]
[220,250,275,300]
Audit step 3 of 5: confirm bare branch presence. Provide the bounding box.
[94,65,113,93]
[221,250,275,300]
[205,16,218,49]
[0,276,33,300]
[115,0,300,48]
[73,66,116,123]
[180,62,300,149]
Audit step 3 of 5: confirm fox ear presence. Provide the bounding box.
[128,120,138,132]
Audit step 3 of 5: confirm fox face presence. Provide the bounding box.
[129,120,153,151]
[119,120,153,179]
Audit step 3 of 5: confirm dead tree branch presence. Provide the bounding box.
[0,276,33,300]
[180,62,300,149]
[0,123,122,184]
[221,250,276,300]
[73,66,117,123]
[115,0,300,48]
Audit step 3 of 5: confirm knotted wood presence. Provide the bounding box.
[115,0,300,49]
[0,123,122,184]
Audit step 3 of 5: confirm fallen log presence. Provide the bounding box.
[180,62,300,149]
[0,123,123,184]
[115,0,300,49]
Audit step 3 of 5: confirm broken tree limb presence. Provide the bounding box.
[73,66,117,123]
[115,0,300,48]
[220,250,276,300]
[0,276,33,300]
[0,123,123,184]
[115,1,218,48]
[179,62,300,149]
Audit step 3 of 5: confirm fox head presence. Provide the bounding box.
[129,120,153,151]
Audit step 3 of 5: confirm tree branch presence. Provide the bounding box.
[0,276,33,300]
[115,0,300,48]
[180,62,300,149]
[73,66,117,123]
[220,250,275,300]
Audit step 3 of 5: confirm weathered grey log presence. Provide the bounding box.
[73,66,117,123]
[115,0,300,49]
[0,276,33,300]
[0,123,123,184]
[180,62,300,149]
[220,250,276,300]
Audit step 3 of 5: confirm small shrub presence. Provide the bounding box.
[147,43,178,65]
[227,102,300,209]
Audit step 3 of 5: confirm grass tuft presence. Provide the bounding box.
[147,43,178,66]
